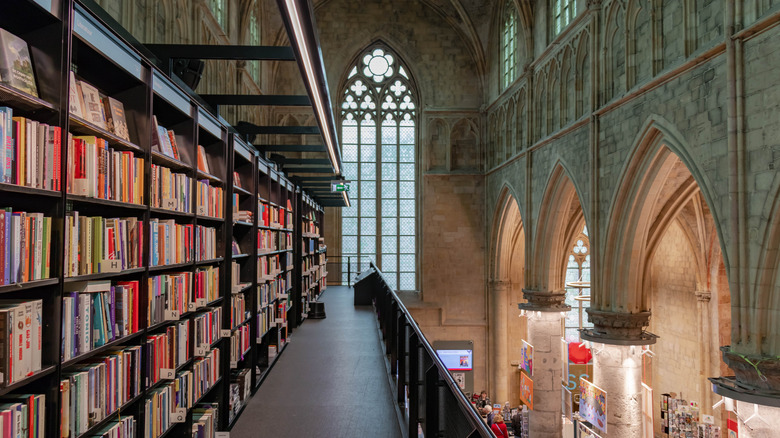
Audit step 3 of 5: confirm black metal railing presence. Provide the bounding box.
[365,262,492,438]
[325,255,373,286]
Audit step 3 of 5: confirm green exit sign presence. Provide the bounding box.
[331,180,351,192]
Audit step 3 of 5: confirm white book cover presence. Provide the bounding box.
[20,302,32,378]
[10,305,25,382]
[78,81,106,130]
[31,300,40,372]
[0,111,5,184]
[26,120,36,187]
[79,294,90,353]
[79,372,88,435]
[37,123,45,190]
[68,71,85,119]
[32,214,43,281]
[62,297,72,361]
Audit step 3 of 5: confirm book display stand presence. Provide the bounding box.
[0,1,331,436]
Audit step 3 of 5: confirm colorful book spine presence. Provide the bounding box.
[196,181,223,218]
[0,209,51,285]
[67,136,144,204]
[64,214,143,277]
[147,272,192,326]
[151,164,192,213]
[195,225,216,262]
[148,219,193,267]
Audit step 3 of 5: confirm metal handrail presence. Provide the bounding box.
[368,261,492,437]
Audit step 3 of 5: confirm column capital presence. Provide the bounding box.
[580,309,657,345]
[695,290,712,302]
[489,279,511,289]
[721,346,780,392]
[518,288,571,312]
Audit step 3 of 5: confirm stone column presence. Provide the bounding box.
[695,290,713,412]
[582,309,656,438]
[736,402,780,437]
[491,280,510,403]
[592,343,643,438]
[527,310,564,438]
[519,288,569,438]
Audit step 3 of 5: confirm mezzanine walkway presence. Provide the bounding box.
[230,286,402,437]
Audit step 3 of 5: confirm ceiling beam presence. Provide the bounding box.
[144,44,296,61]
[257,144,325,153]
[201,94,311,106]
[280,158,332,165]
[237,122,320,136]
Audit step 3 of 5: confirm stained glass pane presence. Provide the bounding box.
[400,126,414,144]
[400,254,415,271]
[361,181,376,199]
[382,217,397,234]
[400,273,415,290]
[361,144,376,162]
[382,146,398,163]
[344,163,358,179]
[342,204,357,217]
[399,145,414,162]
[343,144,357,162]
[382,236,397,253]
[361,121,376,144]
[400,217,415,235]
[343,236,357,253]
[382,163,397,180]
[360,201,376,217]
[400,236,415,252]
[385,275,397,291]
[382,124,397,144]
[399,181,415,198]
[343,125,358,144]
[361,236,376,253]
[400,164,415,180]
[342,217,357,234]
[361,163,376,180]
[381,181,397,198]
[382,200,397,217]
[361,217,376,235]
[400,199,415,217]
[382,255,397,272]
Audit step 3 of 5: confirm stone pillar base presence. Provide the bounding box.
[593,343,643,438]
[582,309,656,345]
[527,311,564,438]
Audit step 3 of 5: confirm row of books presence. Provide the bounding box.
[193,308,222,351]
[0,299,42,386]
[0,209,52,285]
[230,261,243,293]
[258,229,292,253]
[69,73,132,142]
[149,219,192,267]
[180,348,220,408]
[148,273,192,326]
[196,181,223,219]
[143,383,174,438]
[0,111,62,190]
[60,346,142,437]
[191,404,218,438]
[228,369,250,423]
[68,135,144,204]
[151,164,192,213]
[257,278,287,311]
[258,202,290,229]
[257,307,273,339]
[195,266,220,305]
[61,280,141,361]
[258,254,291,281]
[230,325,250,365]
[195,225,217,261]
[144,323,188,387]
[64,214,143,277]
[230,294,248,330]
[86,416,135,438]
[0,393,45,438]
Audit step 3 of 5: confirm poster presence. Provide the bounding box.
[561,338,569,385]
[519,372,534,410]
[453,372,465,390]
[579,378,607,434]
[520,339,534,376]
[641,383,653,438]
[562,385,573,419]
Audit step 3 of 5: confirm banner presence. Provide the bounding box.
[579,378,607,434]
[520,340,534,376]
[520,372,534,410]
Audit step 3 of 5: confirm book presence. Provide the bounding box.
[68,71,85,119]
[0,29,37,97]
[64,214,143,277]
[77,80,107,129]
[197,145,210,173]
[102,96,130,141]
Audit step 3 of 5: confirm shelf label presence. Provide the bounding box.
[198,206,207,216]
[162,197,177,210]
[195,345,208,357]
[100,259,121,273]
[216,433,230,438]
[73,6,143,80]
[256,338,263,344]
[197,298,207,307]
[165,309,180,321]
[160,368,175,380]
[153,70,191,113]
[220,329,231,338]
[188,302,197,312]
[230,360,238,368]
[172,408,187,423]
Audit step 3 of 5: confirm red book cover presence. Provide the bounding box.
[0,210,4,285]
[53,127,61,190]
[12,119,21,185]
[107,226,115,260]
[167,130,180,160]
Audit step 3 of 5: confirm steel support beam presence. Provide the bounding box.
[144,44,296,61]
[237,122,320,136]
[201,94,311,107]
[257,144,325,153]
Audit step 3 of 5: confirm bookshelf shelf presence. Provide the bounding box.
[196,214,225,223]
[69,115,144,153]
[150,207,195,218]
[196,257,224,265]
[0,82,56,113]
[232,253,250,259]
[233,185,251,196]
[234,220,253,227]
[0,182,61,197]
[64,267,145,282]
[152,151,190,171]
[61,330,145,368]
[67,194,147,211]
[0,277,59,294]
[0,365,57,397]
[148,262,193,273]
[196,170,223,184]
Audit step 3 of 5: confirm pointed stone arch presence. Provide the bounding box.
[490,184,526,282]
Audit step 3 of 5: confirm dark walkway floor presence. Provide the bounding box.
[230,286,402,437]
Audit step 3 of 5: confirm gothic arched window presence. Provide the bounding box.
[563,224,592,341]
[340,45,418,291]
[552,0,577,36]
[501,0,519,89]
